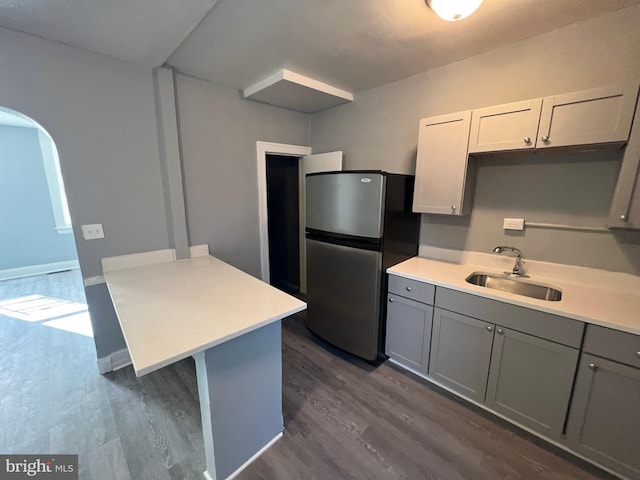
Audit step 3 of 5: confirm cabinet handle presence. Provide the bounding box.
[588,363,597,371]
[497,328,504,335]
[620,214,628,221]
[406,286,412,292]
[541,135,549,142]
[389,297,394,302]
[451,205,457,211]
[524,136,531,144]
[486,326,493,332]
[635,351,640,359]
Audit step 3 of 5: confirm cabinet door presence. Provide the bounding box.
[428,308,494,402]
[537,82,639,149]
[566,354,640,479]
[608,92,640,230]
[485,327,579,440]
[385,294,433,375]
[468,99,542,153]
[412,111,472,215]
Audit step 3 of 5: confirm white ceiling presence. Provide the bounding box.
[0,0,218,67]
[1,0,639,111]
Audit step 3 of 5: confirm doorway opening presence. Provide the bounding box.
[266,154,301,294]
[256,141,343,295]
[0,107,91,339]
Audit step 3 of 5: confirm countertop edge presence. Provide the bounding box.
[132,303,307,376]
[387,260,640,337]
[104,255,307,377]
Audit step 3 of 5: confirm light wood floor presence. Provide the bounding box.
[0,272,612,479]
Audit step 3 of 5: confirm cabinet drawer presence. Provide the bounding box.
[583,324,640,369]
[388,275,435,305]
[435,287,584,347]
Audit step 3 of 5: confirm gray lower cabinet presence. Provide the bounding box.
[485,327,579,440]
[387,279,639,479]
[428,308,494,402]
[566,354,640,479]
[385,294,433,375]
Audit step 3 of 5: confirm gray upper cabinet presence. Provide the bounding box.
[412,111,474,216]
[412,82,640,219]
[429,308,494,402]
[485,327,579,440]
[385,293,433,375]
[537,82,639,150]
[566,354,640,479]
[608,91,640,230]
[468,99,542,153]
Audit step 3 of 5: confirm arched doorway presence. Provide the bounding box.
[0,107,92,338]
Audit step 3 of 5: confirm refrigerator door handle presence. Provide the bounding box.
[305,229,382,251]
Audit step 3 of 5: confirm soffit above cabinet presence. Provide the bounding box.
[243,70,353,113]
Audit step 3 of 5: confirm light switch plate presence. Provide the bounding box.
[503,218,525,231]
[81,224,105,240]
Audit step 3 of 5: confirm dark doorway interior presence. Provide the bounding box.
[266,154,300,293]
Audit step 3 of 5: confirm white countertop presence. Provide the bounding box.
[104,255,307,376]
[388,255,640,336]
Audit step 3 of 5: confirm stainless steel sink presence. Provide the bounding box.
[465,272,562,301]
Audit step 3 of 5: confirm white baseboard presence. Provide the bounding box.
[203,432,284,480]
[83,275,105,287]
[190,244,210,258]
[0,260,79,281]
[226,432,283,480]
[97,347,132,374]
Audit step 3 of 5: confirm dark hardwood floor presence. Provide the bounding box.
[0,272,612,479]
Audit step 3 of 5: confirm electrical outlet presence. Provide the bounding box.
[81,224,105,240]
[503,218,525,231]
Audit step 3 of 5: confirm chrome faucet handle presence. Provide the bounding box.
[512,258,525,275]
[492,246,526,276]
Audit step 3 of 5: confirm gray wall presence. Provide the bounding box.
[310,5,640,274]
[175,74,310,278]
[0,26,310,360]
[0,125,78,270]
[0,26,171,357]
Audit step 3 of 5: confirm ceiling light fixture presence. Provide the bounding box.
[427,0,484,21]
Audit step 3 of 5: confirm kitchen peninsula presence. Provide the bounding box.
[103,249,306,480]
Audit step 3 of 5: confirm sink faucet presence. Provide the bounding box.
[493,246,525,276]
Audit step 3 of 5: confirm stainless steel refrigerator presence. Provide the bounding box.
[305,171,420,361]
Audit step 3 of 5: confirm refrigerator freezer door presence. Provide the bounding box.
[306,172,385,239]
[306,238,382,361]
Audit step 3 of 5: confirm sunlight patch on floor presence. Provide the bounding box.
[0,294,92,337]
